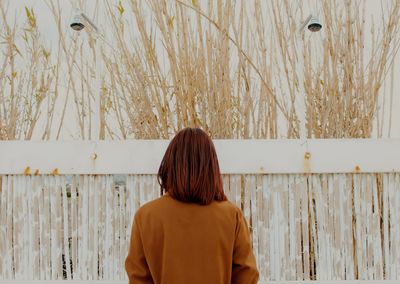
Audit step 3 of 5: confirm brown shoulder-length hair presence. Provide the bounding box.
[157,127,227,205]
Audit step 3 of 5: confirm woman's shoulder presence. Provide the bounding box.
[134,194,171,218]
[133,195,242,233]
[214,199,242,213]
[135,194,241,217]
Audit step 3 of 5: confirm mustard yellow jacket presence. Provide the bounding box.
[125,193,259,284]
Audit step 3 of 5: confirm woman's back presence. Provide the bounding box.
[125,193,259,284]
[125,128,259,283]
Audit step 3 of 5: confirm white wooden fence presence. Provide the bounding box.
[1,281,400,284]
[0,140,400,283]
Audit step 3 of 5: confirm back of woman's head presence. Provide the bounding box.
[157,127,227,205]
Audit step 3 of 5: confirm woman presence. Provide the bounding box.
[125,127,259,284]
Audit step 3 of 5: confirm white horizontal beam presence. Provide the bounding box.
[0,139,399,174]
[0,281,399,283]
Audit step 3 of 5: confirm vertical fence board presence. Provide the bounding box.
[104,175,113,280]
[372,174,383,279]
[281,175,289,280]
[25,176,32,278]
[354,174,362,279]
[98,175,106,279]
[61,177,72,280]
[39,177,50,280]
[261,175,270,281]
[368,175,374,280]
[250,175,258,266]
[125,175,134,254]
[13,176,22,279]
[312,175,321,280]
[0,176,7,278]
[31,176,40,280]
[6,176,14,279]
[335,175,342,279]
[382,174,390,279]
[300,175,310,280]
[49,177,56,280]
[294,175,303,280]
[309,175,317,280]
[70,175,78,279]
[326,175,333,280]
[243,175,251,229]
[222,175,230,201]
[231,175,241,209]
[112,179,118,280]
[392,174,400,278]
[89,176,95,279]
[268,175,276,280]
[56,176,63,279]
[76,176,83,279]
[255,175,263,279]
[391,174,395,279]
[119,184,125,280]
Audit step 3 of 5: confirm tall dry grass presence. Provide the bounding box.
[1,0,400,139]
[0,3,62,140]
[101,0,282,139]
[101,0,400,139]
[302,1,400,138]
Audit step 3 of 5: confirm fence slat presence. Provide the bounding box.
[62,177,72,280]
[70,176,78,279]
[0,176,8,277]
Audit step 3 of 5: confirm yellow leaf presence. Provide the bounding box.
[42,49,50,60]
[13,44,22,56]
[22,32,28,42]
[167,16,174,29]
[192,0,197,6]
[25,6,36,28]
[11,71,17,78]
[117,1,125,15]
[25,7,31,20]
[34,92,43,103]
[107,98,113,109]
[24,167,31,175]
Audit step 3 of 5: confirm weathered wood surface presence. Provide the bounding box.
[0,174,399,281]
[1,281,400,284]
